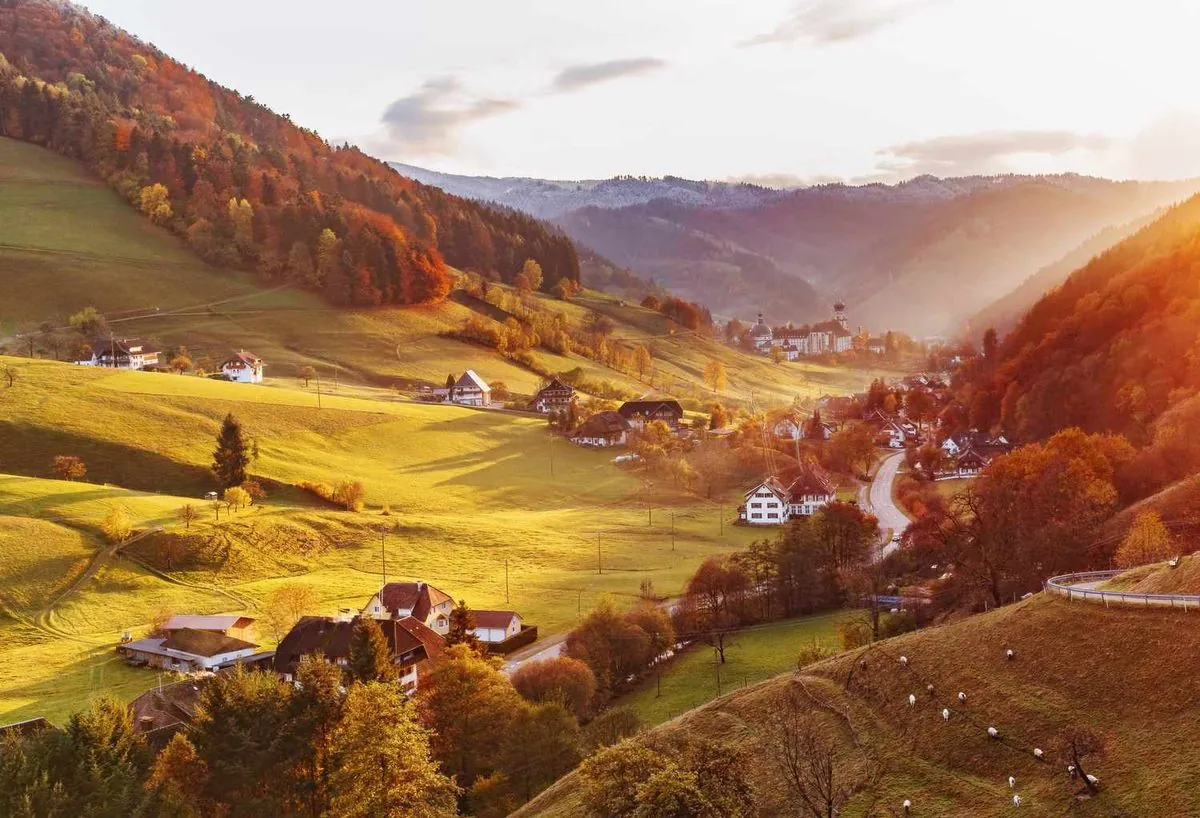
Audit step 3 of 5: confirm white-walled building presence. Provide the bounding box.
[739,461,837,525]
[473,611,524,644]
[76,338,160,370]
[449,370,491,407]
[221,351,265,383]
[363,581,456,635]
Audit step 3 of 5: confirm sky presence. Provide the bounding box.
[81,0,1200,184]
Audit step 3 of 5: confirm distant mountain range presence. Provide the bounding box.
[395,163,1200,335]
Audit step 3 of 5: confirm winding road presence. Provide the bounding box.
[859,450,912,558]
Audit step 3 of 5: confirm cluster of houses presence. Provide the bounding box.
[75,339,265,383]
[750,303,854,358]
[116,581,533,716]
[568,398,685,448]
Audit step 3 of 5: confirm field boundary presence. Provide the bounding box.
[1045,569,1200,609]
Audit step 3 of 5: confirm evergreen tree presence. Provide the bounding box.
[211,413,250,489]
[348,616,396,684]
[446,599,483,654]
[289,655,346,815]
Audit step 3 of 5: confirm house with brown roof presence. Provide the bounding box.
[128,679,207,747]
[220,350,265,383]
[273,614,444,695]
[76,338,160,370]
[117,628,272,672]
[473,610,524,644]
[618,399,684,430]
[362,581,455,634]
[739,460,836,524]
[571,411,631,447]
[162,614,254,641]
[531,377,575,413]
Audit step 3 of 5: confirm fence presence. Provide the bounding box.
[486,625,539,656]
[1044,570,1200,610]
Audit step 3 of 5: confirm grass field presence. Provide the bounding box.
[520,594,1200,817]
[0,358,772,723]
[616,612,850,726]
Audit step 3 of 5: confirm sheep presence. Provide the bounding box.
[942,708,950,722]
[1086,774,1100,788]
[1007,775,1015,788]
[903,799,911,815]
[988,726,999,739]
[1006,648,1015,661]
[926,683,935,696]
[859,658,868,670]
[899,655,908,667]
[908,693,917,707]
[1033,748,1044,760]
[1067,765,1077,779]
[1013,794,1022,807]
[958,691,967,703]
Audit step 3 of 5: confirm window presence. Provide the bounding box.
[767,513,778,519]
[751,513,763,520]
[751,502,762,509]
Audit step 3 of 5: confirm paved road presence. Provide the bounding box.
[860,451,911,558]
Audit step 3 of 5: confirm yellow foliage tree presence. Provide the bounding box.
[703,359,728,392]
[1114,510,1174,568]
[138,183,173,224]
[228,197,254,252]
[102,505,133,543]
[223,486,251,513]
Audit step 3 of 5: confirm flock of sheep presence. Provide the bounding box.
[887,648,1099,813]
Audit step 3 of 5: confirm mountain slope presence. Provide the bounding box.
[960,192,1200,443]
[0,0,578,307]
[519,594,1200,816]
[401,163,1199,331]
[969,209,1165,336]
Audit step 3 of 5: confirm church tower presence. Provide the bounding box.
[833,302,847,330]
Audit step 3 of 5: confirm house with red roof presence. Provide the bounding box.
[221,350,264,383]
[362,581,456,635]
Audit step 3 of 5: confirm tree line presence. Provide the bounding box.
[0,1,579,308]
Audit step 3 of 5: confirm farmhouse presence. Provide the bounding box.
[128,679,207,746]
[531,377,575,413]
[739,460,836,525]
[954,446,990,476]
[220,350,265,383]
[76,338,160,370]
[618,399,684,430]
[117,628,270,672]
[571,411,630,447]
[447,369,491,407]
[363,581,455,635]
[273,614,444,695]
[773,415,804,440]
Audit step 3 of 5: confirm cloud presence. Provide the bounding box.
[378,76,519,156]
[871,130,1116,179]
[744,0,944,47]
[550,58,667,92]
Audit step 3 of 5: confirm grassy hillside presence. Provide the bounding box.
[0,357,777,723]
[520,594,1200,816]
[0,137,883,407]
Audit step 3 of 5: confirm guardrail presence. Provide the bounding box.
[1044,570,1200,610]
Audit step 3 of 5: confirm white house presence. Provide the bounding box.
[449,370,491,407]
[363,581,456,635]
[473,610,523,644]
[740,476,791,525]
[571,411,631,447]
[940,436,963,456]
[221,351,264,383]
[117,628,261,671]
[773,416,804,440]
[76,338,160,370]
[739,461,837,525]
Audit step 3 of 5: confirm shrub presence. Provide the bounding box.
[796,639,836,669]
[241,480,268,501]
[51,455,87,481]
[296,480,336,504]
[836,616,873,651]
[582,707,642,753]
[511,657,597,721]
[332,479,365,512]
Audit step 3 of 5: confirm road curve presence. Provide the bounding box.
[860,451,911,557]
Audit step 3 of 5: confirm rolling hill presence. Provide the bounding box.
[398,164,1200,333]
[519,593,1200,816]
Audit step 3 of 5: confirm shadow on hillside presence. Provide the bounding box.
[0,644,141,725]
[0,421,215,497]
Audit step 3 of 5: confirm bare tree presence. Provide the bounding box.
[767,686,858,818]
[1054,725,1106,794]
[177,503,198,530]
[3,365,16,388]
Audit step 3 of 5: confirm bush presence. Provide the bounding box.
[241,480,268,501]
[582,707,642,753]
[332,479,365,512]
[836,616,873,651]
[296,480,336,503]
[102,505,133,543]
[795,639,836,669]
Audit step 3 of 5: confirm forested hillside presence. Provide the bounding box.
[0,0,578,307]
[958,192,1200,446]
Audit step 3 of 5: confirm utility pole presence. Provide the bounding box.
[647,500,652,526]
[380,526,388,592]
[315,374,322,410]
[549,433,555,477]
[670,512,676,551]
[715,649,722,697]
[577,588,582,618]
[597,532,602,575]
[505,558,510,603]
